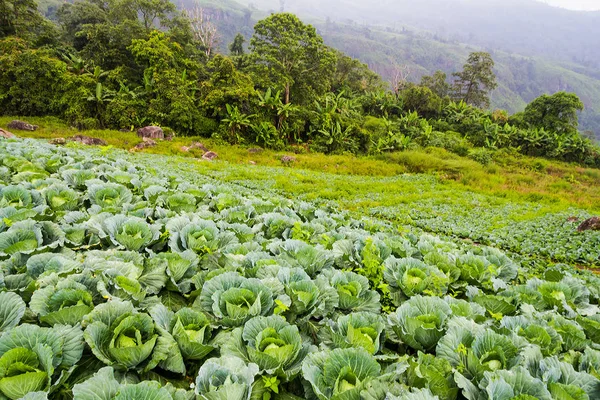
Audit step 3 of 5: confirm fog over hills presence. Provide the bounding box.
[240,0,600,69]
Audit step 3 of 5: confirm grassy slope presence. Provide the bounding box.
[3,116,600,213]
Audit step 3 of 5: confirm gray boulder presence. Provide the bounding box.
[137,126,164,139]
[7,120,38,131]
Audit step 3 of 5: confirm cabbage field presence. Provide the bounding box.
[2,138,600,400]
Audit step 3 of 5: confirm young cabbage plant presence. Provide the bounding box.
[406,352,459,400]
[149,304,215,362]
[87,183,133,212]
[0,220,64,256]
[322,270,381,313]
[30,276,95,326]
[222,315,312,381]
[102,215,161,252]
[383,257,449,303]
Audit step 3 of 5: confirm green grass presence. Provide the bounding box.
[2,116,600,214]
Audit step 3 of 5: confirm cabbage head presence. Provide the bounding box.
[195,355,259,400]
[30,276,94,326]
[0,324,84,399]
[324,270,381,313]
[198,272,274,327]
[322,312,385,355]
[103,215,161,252]
[388,295,452,352]
[384,257,449,303]
[302,347,381,400]
[83,300,158,370]
[237,315,310,379]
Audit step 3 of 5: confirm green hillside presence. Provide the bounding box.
[195,0,600,138]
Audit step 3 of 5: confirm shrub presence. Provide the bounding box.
[468,147,494,165]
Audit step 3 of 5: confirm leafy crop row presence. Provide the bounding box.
[1,139,600,400]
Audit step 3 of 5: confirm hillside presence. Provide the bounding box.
[203,0,600,138]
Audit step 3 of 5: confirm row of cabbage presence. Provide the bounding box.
[370,195,600,266]
[1,139,600,400]
[198,163,600,267]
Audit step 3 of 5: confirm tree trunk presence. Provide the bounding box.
[285,84,290,105]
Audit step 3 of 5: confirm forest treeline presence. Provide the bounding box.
[1,0,599,167]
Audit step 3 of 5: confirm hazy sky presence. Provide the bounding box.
[543,0,600,10]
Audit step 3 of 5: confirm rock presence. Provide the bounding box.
[191,142,208,152]
[137,126,164,140]
[249,161,256,165]
[248,148,263,154]
[181,142,209,153]
[281,155,296,164]
[7,120,38,131]
[49,138,66,145]
[132,139,156,150]
[202,151,218,161]
[577,217,600,232]
[0,128,16,139]
[70,135,107,146]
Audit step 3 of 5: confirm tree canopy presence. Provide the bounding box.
[249,13,336,105]
[452,52,498,109]
[523,92,584,134]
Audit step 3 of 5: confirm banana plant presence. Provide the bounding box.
[222,104,255,144]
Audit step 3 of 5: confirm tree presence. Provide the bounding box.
[401,86,442,119]
[229,33,245,56]
[0,0,57,45]
[452,52,498,109]
[0,0,42,38]
[249,13,336,105]
[420,71,451,99]
[186,4,219,58]
[331,51,385,94]
[523,92,584,134]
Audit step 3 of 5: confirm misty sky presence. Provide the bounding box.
[543,0,600,10]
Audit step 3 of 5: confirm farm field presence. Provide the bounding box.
[2,137,600,399]
[3,118,600,269]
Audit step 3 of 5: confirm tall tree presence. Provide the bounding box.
[452,52,498,108]
[229,33,245,57]
[249,13,335,105]
[420,70,451,99]
[523,92,584,134]
[0,0,41,38]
